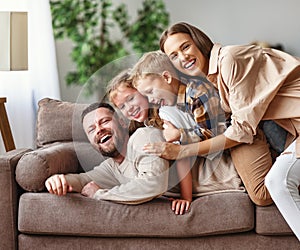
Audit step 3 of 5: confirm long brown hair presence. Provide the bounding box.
[159,22,213,60]
[145,107,163,130]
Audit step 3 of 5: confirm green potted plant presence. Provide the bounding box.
[50,0,169,94]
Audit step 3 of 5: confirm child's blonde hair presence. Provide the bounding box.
[130,50,178,87]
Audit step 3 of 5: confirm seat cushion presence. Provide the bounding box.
[18,192,254,237]
[255,205,293,235]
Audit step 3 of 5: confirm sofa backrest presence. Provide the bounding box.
[36,98,89,147]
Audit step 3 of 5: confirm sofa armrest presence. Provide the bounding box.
[0,148,32,250]
[15,142,81,192]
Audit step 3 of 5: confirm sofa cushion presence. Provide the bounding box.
[15,142,80,192]
[18,192,254,237]
[255,205,293,235]
[36,98,88,147]
[15,141,104,192]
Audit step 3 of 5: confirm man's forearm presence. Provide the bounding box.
[65,173,92,193]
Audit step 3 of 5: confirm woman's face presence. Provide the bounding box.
[111,85,149,122]
[163,33,208,77]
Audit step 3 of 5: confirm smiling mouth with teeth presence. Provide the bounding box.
[131,108,140,117]
[184,59,196,69]
[100,134,112,144]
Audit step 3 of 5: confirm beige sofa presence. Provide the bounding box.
[1,98,299,250]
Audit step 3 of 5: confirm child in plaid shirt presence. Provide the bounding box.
[130,50,241,212]
[130,50,226,146]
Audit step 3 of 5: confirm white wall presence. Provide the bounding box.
[165,0,300,55]
[0,0,60,154]
[57,0,300,102]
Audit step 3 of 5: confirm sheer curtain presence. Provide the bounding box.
[0,0,60,154]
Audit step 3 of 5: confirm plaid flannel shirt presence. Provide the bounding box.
[176,75,225,143]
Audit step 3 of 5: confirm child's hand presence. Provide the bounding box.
[163,120,181,142]
[170,198,191,215]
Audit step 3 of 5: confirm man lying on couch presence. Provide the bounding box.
[45,102,169,204]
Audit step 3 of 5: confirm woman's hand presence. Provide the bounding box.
[143,141,183,160]
[170,198,191,215]
[163,120,181,142]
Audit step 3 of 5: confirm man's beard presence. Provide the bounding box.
[99,132,125,158]
[99,145,120,158]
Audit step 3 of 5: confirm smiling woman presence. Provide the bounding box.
[158,21,300,240]
[163,32,209,77]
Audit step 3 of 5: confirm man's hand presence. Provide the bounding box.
[81,181,101,198]
[45,174,72,196]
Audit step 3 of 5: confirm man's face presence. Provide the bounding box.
[83,107,126,158]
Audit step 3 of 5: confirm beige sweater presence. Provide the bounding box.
[65,127,169,204]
